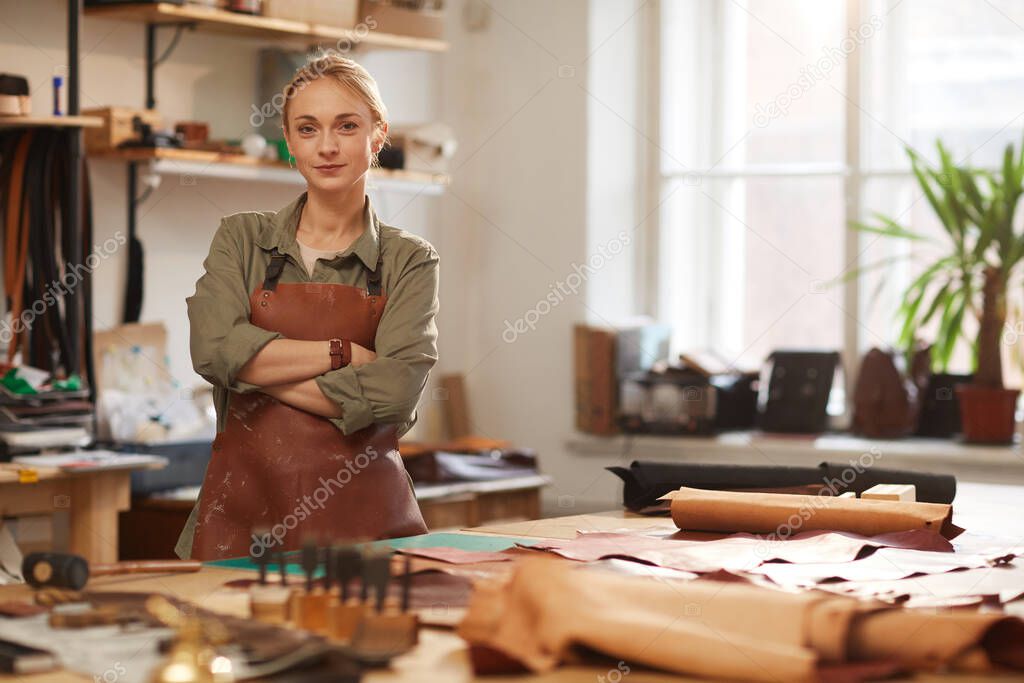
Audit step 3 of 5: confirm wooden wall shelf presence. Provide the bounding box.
[90,147,450,195]
[0,115,103,129]
[85,2,449,52]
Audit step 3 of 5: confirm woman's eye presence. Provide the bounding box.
[340,122,357,131]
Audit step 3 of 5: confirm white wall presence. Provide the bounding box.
[439,0,645,512]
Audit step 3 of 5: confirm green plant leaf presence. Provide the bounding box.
[909,148,960,245]
[919,280,953,327]
[831,253,911,285]
[935,288,967,370]
[850,215,933,242]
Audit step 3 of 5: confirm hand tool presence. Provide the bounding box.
[22,552,201,590]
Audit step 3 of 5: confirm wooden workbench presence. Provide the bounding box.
[0,463,161,564]
[1,482,1022,682]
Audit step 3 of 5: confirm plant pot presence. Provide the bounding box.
[955,385,1020,444]
[916,373,971,438]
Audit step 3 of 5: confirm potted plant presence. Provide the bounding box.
[853,138,1024,443]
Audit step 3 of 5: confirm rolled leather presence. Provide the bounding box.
[459,558,1024,682]
[607,460,956,510]
[665,487,962,540]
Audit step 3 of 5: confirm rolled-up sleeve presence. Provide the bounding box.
[187,219,282,393]
[315,245,440,437]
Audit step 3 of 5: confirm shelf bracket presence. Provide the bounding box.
[145,21,196,110]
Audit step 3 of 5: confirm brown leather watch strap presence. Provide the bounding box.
[341,339,352,368]
[329,338,353,369]
[329,338,343,370]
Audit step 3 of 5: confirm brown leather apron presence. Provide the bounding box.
[191,248,427,560]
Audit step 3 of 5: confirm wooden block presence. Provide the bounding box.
[352,612,419,656]
[574,325,591,433]
[249,585,293,624]
[82,107,161,153]
[574,325,619,435]
[837,491,856,499]
[328,601,374,643]
[291,589,333,633]
[588,328,618,435]
[861,484,916,502]
[439,374,471,439]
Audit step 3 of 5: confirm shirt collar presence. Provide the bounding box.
[258,190,380,270]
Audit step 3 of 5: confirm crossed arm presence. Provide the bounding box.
[235,339,376,418]
[187,217,439,437]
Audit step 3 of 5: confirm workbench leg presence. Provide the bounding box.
[68,472,131,564]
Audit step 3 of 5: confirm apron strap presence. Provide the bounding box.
[262,248,288,291]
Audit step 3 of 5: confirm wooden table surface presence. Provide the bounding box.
[1,481,1022,682]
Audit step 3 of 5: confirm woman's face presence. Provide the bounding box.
[284,77,385,193]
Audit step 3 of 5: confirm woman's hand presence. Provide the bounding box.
[237,339,376,386]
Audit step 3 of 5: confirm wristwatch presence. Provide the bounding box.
[328,338,350,369]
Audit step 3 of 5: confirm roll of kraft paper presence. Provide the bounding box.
[665,487,963,539]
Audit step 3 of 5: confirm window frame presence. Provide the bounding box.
[642,0,1001,409]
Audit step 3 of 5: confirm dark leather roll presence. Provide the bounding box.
[818,462,955,504]
[607,460,956,510]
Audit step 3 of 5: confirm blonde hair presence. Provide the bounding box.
[281,53,389,159]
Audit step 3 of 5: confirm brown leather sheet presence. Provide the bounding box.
[396,547,515,564]
[751,546,1021,587]
[817,561,1024,605]
[527,528,953,574]
[459,558,1024,682]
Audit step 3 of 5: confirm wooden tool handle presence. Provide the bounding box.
[91,560,202,576]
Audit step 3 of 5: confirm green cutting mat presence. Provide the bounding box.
[206,532,537,576]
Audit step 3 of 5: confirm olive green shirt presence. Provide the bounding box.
[174,190,439,558]
[192,190,439,436]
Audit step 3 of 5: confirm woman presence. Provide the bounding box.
[176,54,435,560]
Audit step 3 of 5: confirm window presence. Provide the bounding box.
[654,0,1024,390]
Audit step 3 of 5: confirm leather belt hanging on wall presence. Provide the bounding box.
[0,127,92,377]
[122,161,143,324]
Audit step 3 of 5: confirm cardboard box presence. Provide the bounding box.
[309,0,359,27]
[360,0,443,40]
[574,325,619,435]
[263,0,309,22]
[82,106,162,153]
[264,0,359,27]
